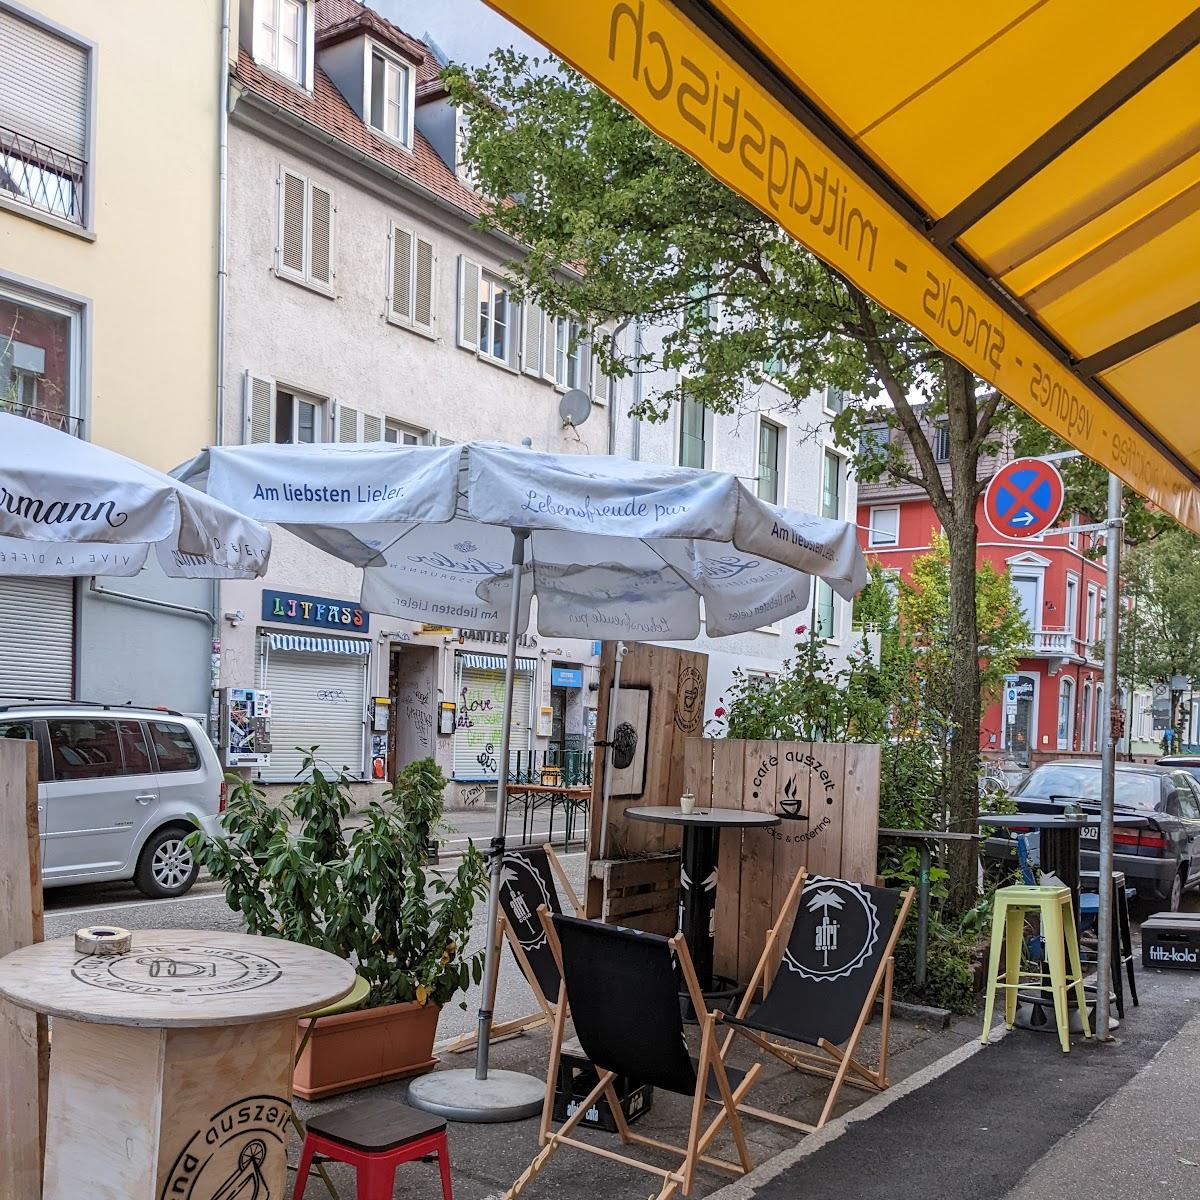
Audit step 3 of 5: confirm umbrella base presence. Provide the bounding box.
[407,1068,545,1123]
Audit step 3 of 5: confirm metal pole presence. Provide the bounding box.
[915,841,930,989]
[474,528,528,1080]
[597,640,626,859]
[1096,472,1123,1040]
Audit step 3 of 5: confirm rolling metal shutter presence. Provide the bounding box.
[452,657,533,780]
[0,577,73,699]
[260,634,368,783]
[0,12,88,159]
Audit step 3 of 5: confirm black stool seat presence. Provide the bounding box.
[306,1098,447,1153]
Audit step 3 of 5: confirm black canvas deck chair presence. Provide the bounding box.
[445,842,583,1054]
[506,913,761,1200]
[717,870,914,1134]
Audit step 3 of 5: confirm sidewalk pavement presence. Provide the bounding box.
[702,967,1200,1200]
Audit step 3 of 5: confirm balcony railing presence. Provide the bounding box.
[0,125,86,226]
[1,397,83,437]
[1031,627,1075,655]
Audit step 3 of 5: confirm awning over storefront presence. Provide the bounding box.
[267,633,371,656]
[458,652,537,672]
[485,1,1200,532]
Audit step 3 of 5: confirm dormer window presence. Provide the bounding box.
[368,45,411,147]
[257,0,306,85]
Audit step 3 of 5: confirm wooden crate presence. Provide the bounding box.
[592,853,681,936]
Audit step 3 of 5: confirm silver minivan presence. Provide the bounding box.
[0,703,224,897]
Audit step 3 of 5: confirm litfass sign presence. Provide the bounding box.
[483,0,1200,533]
[262,589,368,632]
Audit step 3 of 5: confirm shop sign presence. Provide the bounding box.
[551,667,583,689]
[262,589,368,631]
[420,624,455,635]
[461,627,538,648]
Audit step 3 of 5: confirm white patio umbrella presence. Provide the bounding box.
[0,414,271,579]
[176,438,867,1119]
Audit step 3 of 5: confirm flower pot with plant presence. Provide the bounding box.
[189,752,486,1099]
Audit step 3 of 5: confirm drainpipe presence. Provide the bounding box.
[216,0,230,450]
[631,319,645,461]
[608,317,631,456]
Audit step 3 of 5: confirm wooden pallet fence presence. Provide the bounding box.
[684,738,881,986]
[0,739,48,1200]
[592,853,681,936]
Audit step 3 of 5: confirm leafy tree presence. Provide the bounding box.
[447,54,1023,910]
[1116,528,1200,729]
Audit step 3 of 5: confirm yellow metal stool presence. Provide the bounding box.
[980,885,1091,1053]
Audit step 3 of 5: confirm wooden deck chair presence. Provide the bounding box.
[716,871,914,1134]
[445,842,583,1054]
[506,912,761,1200]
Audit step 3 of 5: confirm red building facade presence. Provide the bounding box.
[858,467,1112,768]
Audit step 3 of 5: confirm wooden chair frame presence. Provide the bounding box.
[445,843,583,1055]
[506,908,762,1200]
[717,870,915,1135]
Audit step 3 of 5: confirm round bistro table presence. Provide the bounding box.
[625,806,780,993]
[0,929,356,1200]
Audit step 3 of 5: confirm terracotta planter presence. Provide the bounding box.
[293,999,440,1100]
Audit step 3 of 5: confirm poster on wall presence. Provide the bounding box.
[609,685,650,798]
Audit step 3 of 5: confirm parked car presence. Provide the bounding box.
[1157,755,1200,785]
[981,759,1200,911]
[0,702,224,897]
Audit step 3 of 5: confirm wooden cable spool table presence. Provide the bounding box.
[0,929,355,1200]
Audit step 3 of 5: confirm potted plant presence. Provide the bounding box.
[189,751,486,1099]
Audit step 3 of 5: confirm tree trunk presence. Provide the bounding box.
[943,359,982,915]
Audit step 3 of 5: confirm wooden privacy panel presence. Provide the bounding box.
[586,643,707,918]
[0,739,48,1200]
[684,739,881,985]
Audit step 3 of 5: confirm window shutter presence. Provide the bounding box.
[243,371,274,444]
[280,170,305,276]
[542,313,557,383]
[576,336,592,394]
[413,237,434,330]
[455,255,481,350]
[592,343,611,405]
[0,12,88,159]
[389,225,413,322]
[522,302,544,377]
[362,413,382,442]
[309,184,333,285]
[506,300,522,370]
[337,403,360,443]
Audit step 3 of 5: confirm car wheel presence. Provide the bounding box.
[134,827,199,898]
[1169,868,1185,913]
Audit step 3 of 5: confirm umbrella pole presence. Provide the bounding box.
[407,528,544,1122]
[597,640,627,860]
[476,528,528,1079]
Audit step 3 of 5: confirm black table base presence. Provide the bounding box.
[678,826,720,991]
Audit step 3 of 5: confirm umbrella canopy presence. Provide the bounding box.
[0,414,271,578]
[482,1,1200,533]
[175,439,867,636]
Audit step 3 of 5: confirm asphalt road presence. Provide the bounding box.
[42,805,588,1044]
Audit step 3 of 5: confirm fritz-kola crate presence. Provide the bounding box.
[552,1048,653,1132]
[1142,913,1200,969]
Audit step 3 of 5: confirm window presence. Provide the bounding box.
[1068,513,1080,549]
[257,0,306,85]
[387,224,433,333]
[0,8,91,229]
[46,718,154,780]
[1093,685,1104,753]
[824,385,845,415]
[554,316,585,389]
[0,282,81,434]
[821,450,842,520]
[274,387,323,444]
[244,378,327,446]
[1081,680,1093,751]
[149,721,200,772]
[757,419,781,503]
[1057,677,1075,750]
[1085,586,1098,647]
[816,450,843,637]
[1097,591,1107,643]
[866,505,898,548]
[456,256,520,368]
[368,47,411,146]
[1065,574,1079,640]
[384,420,426,445]
[276,168,333,292]
[931,422,950,463]
[679,389,707,468]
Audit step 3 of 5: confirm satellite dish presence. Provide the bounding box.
[559,388,591,428]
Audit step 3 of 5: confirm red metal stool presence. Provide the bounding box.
[292,1098,452,1200]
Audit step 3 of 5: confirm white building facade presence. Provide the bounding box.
[221,0,856,800]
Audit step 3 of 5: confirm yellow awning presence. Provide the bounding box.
[484,1,1200,531]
